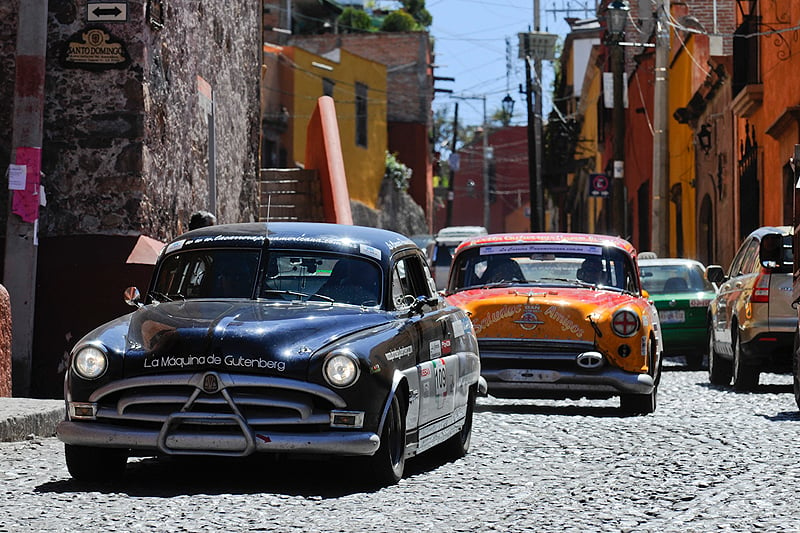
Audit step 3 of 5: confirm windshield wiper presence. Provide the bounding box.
[261,289,334,302]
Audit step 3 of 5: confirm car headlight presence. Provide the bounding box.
[611,309,640,337]
[72,345,108,380]
[323,351,360,388]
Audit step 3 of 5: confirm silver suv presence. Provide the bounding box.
[706,226,795,390]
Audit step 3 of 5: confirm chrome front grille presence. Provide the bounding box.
[88,371,345,429]
[478,338,596,371]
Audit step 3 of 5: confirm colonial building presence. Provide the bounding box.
[1,1,261,396]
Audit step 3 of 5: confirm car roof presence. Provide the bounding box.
[638,258,706,269]
[746,225,793,238]
[456,232,637,256]
[164,222,417,265]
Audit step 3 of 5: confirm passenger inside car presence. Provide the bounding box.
[316,258,380,305]
[481,256,525,284]
[577,257,604,284]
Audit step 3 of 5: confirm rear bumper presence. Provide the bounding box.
[740,331,794,369]
[661,326,706,356]
[57,420,380,457]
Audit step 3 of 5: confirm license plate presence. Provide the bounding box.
[659,309,685,324]
[503,369,560,382]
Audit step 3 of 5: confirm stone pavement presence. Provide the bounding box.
[0,397,64,442]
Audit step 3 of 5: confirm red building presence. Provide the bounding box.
[437,126,530,234]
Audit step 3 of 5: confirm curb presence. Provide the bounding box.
[0,398,65,442]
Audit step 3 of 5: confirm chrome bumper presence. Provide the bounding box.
[482,366,655,397]
[57,419,380,457]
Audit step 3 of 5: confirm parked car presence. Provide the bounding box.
[428,226,487,290]
[706,226,795,390]
[445,232,663,414]
[639,258,717,369]
[57,222,483,485]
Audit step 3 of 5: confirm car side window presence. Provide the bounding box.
[391,254,432,310]
[740,240,760,275]
[729,239,752,277]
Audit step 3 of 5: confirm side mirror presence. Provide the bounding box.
[759,233,783,269]
[705,265,725,284]
[124,286,142,308]
[409,295,438,316]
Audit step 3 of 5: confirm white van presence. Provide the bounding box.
[429,226,488,290]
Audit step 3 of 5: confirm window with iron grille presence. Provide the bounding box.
[355,82,368,148]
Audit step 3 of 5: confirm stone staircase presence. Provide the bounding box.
[259,168,325,222]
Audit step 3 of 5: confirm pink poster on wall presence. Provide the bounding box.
[12,146,41,223]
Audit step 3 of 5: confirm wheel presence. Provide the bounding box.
[439,386,475,459]
[732,333,759,391]
[685,352,704,370]
[367,393,406,485]
[620,338,658,415]
[793,327,800,409]
[708,325,732,385]
[64,444,127,482]
[620,388,656,415]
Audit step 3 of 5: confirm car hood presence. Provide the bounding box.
[447,286,648,340]
[106,300,393,380]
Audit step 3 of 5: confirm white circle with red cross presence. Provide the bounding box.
[611,309,640,337]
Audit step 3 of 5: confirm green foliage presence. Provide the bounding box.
[385,151,412,191]
[338,7,374,33]
[380,10,417,32]
[400,0,432,27]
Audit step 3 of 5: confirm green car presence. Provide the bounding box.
[639,258,717,369]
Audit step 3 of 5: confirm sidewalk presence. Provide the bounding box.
[0,397,65,442]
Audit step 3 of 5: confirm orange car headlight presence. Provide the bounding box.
[611,309,640,337]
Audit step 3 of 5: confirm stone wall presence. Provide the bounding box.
[1,0,261,241]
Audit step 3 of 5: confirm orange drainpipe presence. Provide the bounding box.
[305,96,353,225]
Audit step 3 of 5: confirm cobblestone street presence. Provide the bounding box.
[3,364,800,532]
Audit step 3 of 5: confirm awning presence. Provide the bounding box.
[126,235,165,265]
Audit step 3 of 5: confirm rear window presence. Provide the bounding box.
[640,263,715,294]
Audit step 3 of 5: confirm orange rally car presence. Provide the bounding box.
[445,233,663,414]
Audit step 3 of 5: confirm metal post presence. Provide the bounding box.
[4,0,48,396]
[525,50,537,232]
[533,0,545,232]
[612,35,626,237]
[481,97,490,230]
[651,0,670,256]
[445,103,458,227]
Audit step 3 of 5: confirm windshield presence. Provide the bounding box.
[450,243,639,293]
[639,263,716,294]
[152,249,382,306]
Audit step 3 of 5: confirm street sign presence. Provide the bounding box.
[589,173,610,198]
[87,2,128,22]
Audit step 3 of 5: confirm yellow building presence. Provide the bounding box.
[263,44,388,208]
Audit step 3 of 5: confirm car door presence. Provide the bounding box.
[392,251,460,450]
[716,238,759,350]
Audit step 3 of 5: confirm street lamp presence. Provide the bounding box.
[607,1,630,36]
[501,94,514,126]
[606,0,629,237]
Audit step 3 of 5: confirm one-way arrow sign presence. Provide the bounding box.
[87,2,128,22]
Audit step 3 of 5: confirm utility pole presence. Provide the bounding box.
[445,103,458,227]
[525,42,538,232]
[607,1,629,238]
[481,97,490,231]
[651,0,670,256]
[5,1,48,396]
[533,0,545,232]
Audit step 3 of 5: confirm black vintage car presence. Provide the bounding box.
[57,222,483,484]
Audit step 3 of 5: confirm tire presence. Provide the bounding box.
[367,393,406,485]
[620,388,656,415]
[620,338,658,415]
[708,325,732,385]
[64,444,127,482]
[439,387,475,460]
[732,333,759,391]
[685,352,704,370]
[793,327,800,409]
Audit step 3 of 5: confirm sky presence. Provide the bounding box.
[426,0,595,129]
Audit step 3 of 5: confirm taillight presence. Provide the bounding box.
[751,269,770,303]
